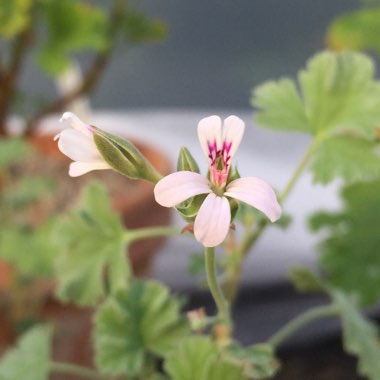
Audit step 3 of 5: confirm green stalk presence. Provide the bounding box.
[124,226,181,243]
[49,362,108,379]
[267,304,339,349]
[205,247,231,328]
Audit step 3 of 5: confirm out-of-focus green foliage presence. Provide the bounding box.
[53,181,128,306]
[332,291,380,380]
[94,280,189,377]
[0,325,52,380]
[310,179,380,306]
[0,0,32,39]
[252,51,380,184]
[289,267,324,293]
[327,7,380,55]
[0,138,31,168]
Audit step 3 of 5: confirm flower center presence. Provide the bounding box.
[208,139,232,189]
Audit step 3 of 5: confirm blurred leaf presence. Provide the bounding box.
[289,267,324,293]
[0,138,32,169]
[252,51,380,185]
[38,0,108,74]
[0,0,32,39]
[94,280,189,377]
[121,9,167,43]
[0,325,52,380]
[225,342,279,379]
[53,182,128,306]
[327,7,380,54]
[311,136,380,184]
[165,336,247,380]
[187,252,205,277]
[311,179,380,306]
[332,290,380,380]
[3,176,54,208]
[0,219,56,278]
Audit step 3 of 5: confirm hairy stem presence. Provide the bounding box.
[125,226,181,243]
[268,304,339,349]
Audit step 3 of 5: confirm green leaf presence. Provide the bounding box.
[311,136,380,184]
[0,219,56,279]
[38,0,108,74]
[252,51,380,185]
[0,0,32,39]
[311,179,380,306]
[0,325,52,380]
[332,290,380,380]
[94,280,189,377]
[225,342,279,379]
[327,7,380,54]
[289,267,324,293]
[0,138,32,169]
[53,181,128,306]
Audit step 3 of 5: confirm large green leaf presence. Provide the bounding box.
[252,51,380,185]
[310,179,380,306]
[94,280,189,377]
[38,0,108,74]
[53,182,128,306]
[164,336,247,380]
[327,7,380,54]
[0,325,52,380]
[332,291,380,380]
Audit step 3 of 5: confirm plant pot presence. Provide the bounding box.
[28,129,172,276]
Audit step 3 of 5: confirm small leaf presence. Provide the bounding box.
[0,325,52,380]
[94,280,189,377]
[53,182,128,306]
[289,267,324,293]
[332,290,380,380]
[187,252,205,277]
[312,179,380,306]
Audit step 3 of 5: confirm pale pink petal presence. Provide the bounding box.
[69,161,110,177]
[58,129,100,162]
[197,115,222,162]
[194,193,231,247]
[154,171,212,207]
[225,177,281,222]
[60,112,93,137]
[222,115,245,160]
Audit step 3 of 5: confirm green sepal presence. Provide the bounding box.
[177,147,200,173]
[227,165,241,183]
[93,129,161,183]
[229,198,239,222]
[176,194,207,222]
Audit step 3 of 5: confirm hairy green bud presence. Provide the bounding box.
[177,147,200,173]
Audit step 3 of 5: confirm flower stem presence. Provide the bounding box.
[205,247,231,337]
[125,226,181,243]
[49,362,108,379]
[267,304,339,349]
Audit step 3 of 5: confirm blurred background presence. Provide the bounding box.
[22,0,359,110]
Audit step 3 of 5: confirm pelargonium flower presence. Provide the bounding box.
[55,112,110,177]
[154,115,281,247]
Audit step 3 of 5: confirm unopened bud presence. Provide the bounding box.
[177,147,200,173]
[93,129,162,183]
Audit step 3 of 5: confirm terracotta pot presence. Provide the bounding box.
[28,131,172,276]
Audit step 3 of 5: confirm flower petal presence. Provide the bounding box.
[222,115,245,160]
[197,115,222,162]
[69,161,110,177]
[154,171,211,207]
[60,112,93,137]
[194,193,231,247]
[225,177,281,222]
[57,129,100,162]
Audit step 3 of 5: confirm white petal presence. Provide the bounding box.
[225,177,281,222]
[60,112,92,137]
[222,115,245,160]
[197,115,222,161]
[58,129,100,162]
[194,193,231,247]
[69,161,110,177]
[154,171,211,207]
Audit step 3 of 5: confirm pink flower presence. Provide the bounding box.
[154,115,282,247]
[55,112,110,177]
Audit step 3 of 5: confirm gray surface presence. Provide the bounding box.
[44,109,341,291]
